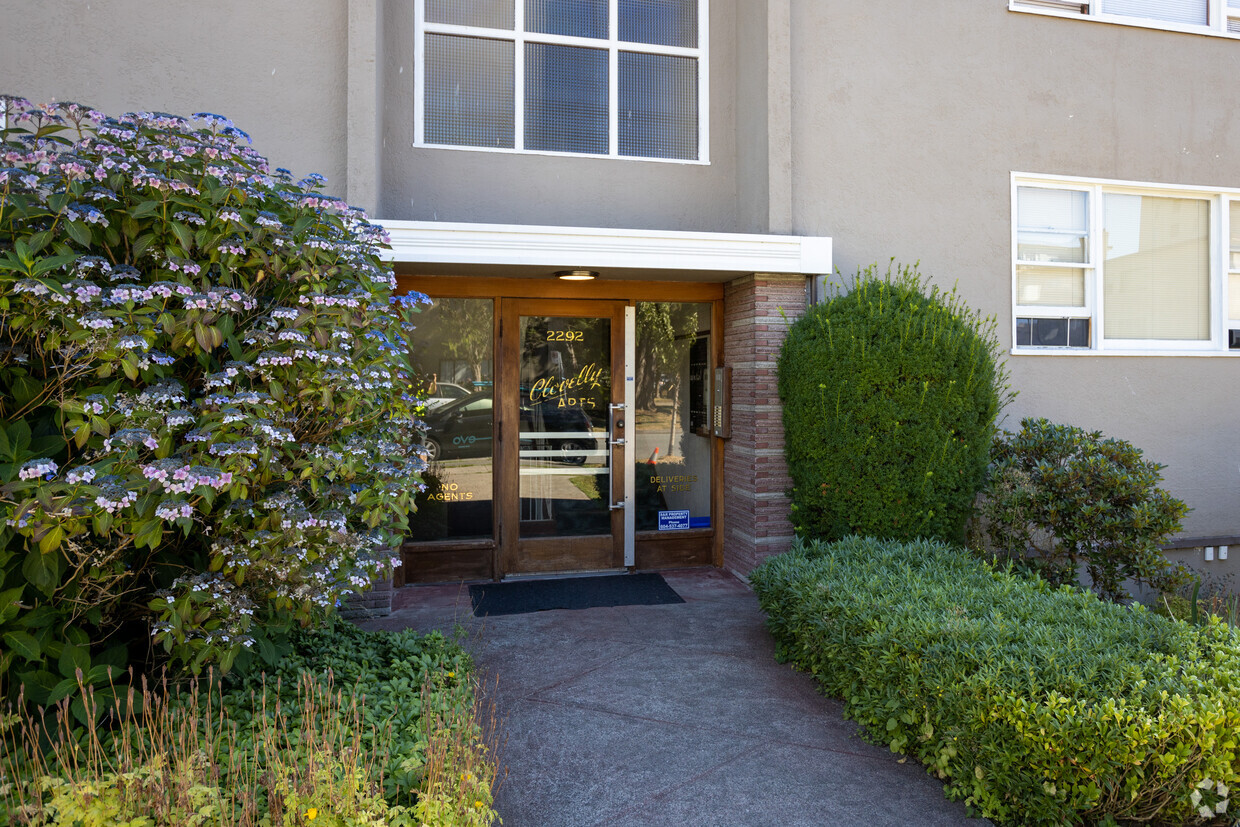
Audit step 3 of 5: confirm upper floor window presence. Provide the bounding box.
[1010,0,1240,36]
[415,0,708,163]
[1013,174,1240,354]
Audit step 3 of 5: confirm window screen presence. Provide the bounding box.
[619,0,698,47]
[425,35,515,148]
[526,0,608,38]
[427,0,514,29]
[419,1,703,160]
[525,43,609,154]
[618,52,698,159]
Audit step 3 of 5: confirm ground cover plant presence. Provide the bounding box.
[778,262,1011,545]
[1,622,500,826]
[0,97,426,704]
[970,417,1189,602]
[750,536,1240,826]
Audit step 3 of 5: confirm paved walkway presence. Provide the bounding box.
[364,568,991,827]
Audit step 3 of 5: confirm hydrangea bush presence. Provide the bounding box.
[0,96,426,694]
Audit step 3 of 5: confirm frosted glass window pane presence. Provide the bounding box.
[1099,0,1207,25]
[526,0,608,39]
[525,43,608,154]
[1017,187,1088,263]
[1017,266,1086,307]
[425,36,515,148]
[620,0,698,47]
[427,0,514,29]
[619,52,698,160]
[1231,273,1240,319]
[1103,194,1210,340]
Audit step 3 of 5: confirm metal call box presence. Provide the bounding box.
[712,366,731,439]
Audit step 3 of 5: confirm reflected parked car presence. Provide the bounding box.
[420,392,600,464]
[421,392,494,461]
[519,402,600,466]
[422,381,471,410]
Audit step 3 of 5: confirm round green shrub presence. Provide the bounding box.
[971,417,1190,602]
[778,262,1011,543]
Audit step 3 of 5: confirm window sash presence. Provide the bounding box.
[1011,0,1240,37]
[1014,177,1235,353]
[414,0,708,162]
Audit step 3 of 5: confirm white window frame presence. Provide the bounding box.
[1010,0,1240,38]
[413,0,710,164]
[1012,173,1238,356]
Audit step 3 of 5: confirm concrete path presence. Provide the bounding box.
[364,568,991,827]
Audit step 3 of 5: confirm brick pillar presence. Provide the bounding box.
[722,273,806,576]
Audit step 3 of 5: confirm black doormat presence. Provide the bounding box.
[469,573,684,617]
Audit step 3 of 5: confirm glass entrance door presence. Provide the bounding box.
[500,300,627,575]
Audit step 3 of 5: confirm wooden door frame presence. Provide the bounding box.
[397,275,726,582]
[497,298,627,576]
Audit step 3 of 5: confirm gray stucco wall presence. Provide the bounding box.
[377,0,746,231]
[789,3,1240,538]
[1,0,350,200]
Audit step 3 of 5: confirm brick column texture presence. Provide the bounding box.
[722,273,806,576]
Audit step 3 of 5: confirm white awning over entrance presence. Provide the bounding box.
[378,220,832,282]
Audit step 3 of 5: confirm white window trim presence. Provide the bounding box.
[1012,172,1239,357]
[413,0,710,164]
[1010,0,1240,39]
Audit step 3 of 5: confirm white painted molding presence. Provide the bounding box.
[378,220,833,275]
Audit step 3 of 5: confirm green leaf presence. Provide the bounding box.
[64,220,93,247]
[16,670,58,705]
[131,199,162,219]
[169,221,195,251]
[48,677,80,705]
[38,525,65,554]
[0,586,24,624]
[59,642,90,679]
[23,545,62,596]
[3,631,43,662]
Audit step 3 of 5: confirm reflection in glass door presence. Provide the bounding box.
[518,315,612,538]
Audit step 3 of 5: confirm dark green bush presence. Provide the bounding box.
[971,417,1189,602]
[778,263,1011,544]
[750,536,1240,826]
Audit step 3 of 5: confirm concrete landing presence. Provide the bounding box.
[364,568,991,827]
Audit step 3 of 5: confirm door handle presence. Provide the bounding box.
[609,403,625,509]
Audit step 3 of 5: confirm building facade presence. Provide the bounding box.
[5,0,1237,587]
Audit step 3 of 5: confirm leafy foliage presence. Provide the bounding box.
[777,263,1011,544]
[971,417,1189,602]
[2,624,499,826]
[0,97,426,693]
[750,536,1240,826]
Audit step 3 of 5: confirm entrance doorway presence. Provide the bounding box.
[400,279,721,583]
[501,300,629,574]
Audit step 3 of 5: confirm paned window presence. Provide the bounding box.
[1010,0,1240,36]
[416,0,707,162]
[1013,175,1240,353]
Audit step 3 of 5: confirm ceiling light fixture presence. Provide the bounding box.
[555,269,598,281]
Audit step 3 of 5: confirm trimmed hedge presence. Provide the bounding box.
[750,537,1240,826]
[777,264,1010,545]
